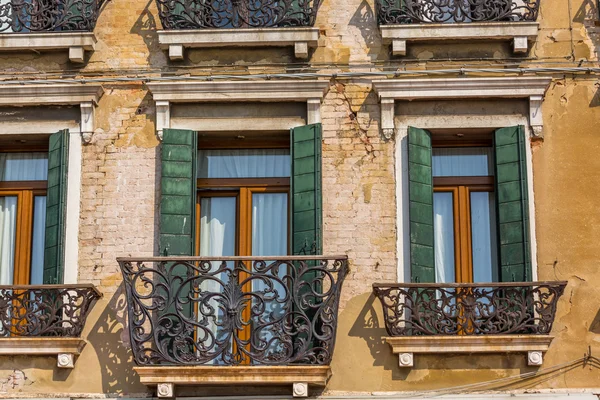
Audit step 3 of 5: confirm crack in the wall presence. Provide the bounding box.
[0,369,34,391]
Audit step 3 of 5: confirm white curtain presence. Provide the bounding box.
[0,153,48,181]
[29,196,46,285]
[197,149,290,179]
[0,197,17,285]
[432,147,493,177]
[433,192,455,283]
[471,192,498,283]
[199,196,236,358]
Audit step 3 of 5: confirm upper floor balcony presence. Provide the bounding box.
[154,0,323,60]
[0,0,104,62]
[373,281,566,367]
[117,255,349,398]
[0,284,101,368]
[375,0,541,55]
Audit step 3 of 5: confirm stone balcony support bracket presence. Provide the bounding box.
[386,335,554,367]
[373,77,552,140]
[157,27,319,60]
[0,338,87,369]
[135,366,332,398]
[0,32,97,63]
[0,83,103,143]
[147,80,329,140]
[380,22,539,56]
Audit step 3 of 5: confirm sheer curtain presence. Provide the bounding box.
[0,153,48,181]
[433,192,455,283]
[0,197,17,285]
[197,149,290,179]
[471,192,498,282]
[432,148,493,177]
[29,196,46,285]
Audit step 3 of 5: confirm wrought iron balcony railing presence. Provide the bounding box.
[156,0,321,30]
[0,284,101,337]
[118,255,349,366]
[375,0,540,25]
[373,282,566,336]
[0,0,103,33]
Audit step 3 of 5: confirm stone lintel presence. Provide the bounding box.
[157,28,319,60]
[380,22,539,55]
[0,32,96,63]
[0,337,87,368]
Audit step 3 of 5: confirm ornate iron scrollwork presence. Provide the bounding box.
[118,256,348,366]
[373,282,566,336]
[0,0,103,33]
[155,0,321,29]
[0,285,101,337]
[375,0,540,25]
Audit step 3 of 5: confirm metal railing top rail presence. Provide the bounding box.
[373,281,568,289]
[117,255,348,262]
[0,284,102,297]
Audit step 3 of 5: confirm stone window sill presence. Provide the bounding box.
[134,365,331,398]
[385,335,554,367]
[0,32,96,63]
[380,22,539,55]
[157,27,319,61]
[0,337,87,368]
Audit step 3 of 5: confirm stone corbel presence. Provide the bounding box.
[80,102,95,144]
[307,99,322,125]
[381,98,395,140]
[156,100,171,141]
[529,95,544,139]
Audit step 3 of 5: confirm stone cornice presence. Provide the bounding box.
[147,80,330,103]
[0,32,97,63]
[0,338,87,369]
[373,77,551,139]
[0,84,104,106]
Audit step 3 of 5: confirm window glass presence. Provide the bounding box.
[197,149,290,179]
[0,153,48,181]
[0,196,17,285]
[433,192,455,283]
[432,147,493,177]
[471,192,499,283]
[29,196,46,285]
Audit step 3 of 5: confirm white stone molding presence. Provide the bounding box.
[373,77,551,139]
[157,383,174,398]
[157,27,319,61]
[293,382,309,397]
[0,32,96,63]
[57,353,75,369]
[380,98,395,140]
[0,338,86,368]
[398,352,414,367]
[0,84,103,143]
[147,80,329,138]
[385,335,553,367]
[380,22,538,56]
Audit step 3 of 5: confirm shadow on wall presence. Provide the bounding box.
[88,285,148,394]
[348,0,384,61]
[574,0,600,65]
[131,0,167,67]
[347,293,411,379]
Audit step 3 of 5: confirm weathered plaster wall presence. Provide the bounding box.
[0,0,599,396]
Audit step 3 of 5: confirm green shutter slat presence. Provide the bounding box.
[494,125,531,282]
[160,129,197,256]
[43,130,69,284]
[408,127,435,283]
[291,123,322,255]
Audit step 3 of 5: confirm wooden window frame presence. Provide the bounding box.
[0,181,47,285]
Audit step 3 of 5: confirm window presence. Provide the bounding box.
[0,130,69,286]
[0,153,48,285]
[408,126,531,284]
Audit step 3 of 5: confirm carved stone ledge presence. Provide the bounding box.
[135,365,331,398]
[0,337,87,368]
[380,22,539,56]
[0,32,96,63]
[385,335,554,367]
[157,27,319,60]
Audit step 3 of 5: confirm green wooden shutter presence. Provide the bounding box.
[494,125,532,282]
[291,123,322,256]
[43,130,69,284]
[160,129,197,256]
[408,127,435,283]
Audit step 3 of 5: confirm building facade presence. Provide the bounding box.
[0,0,599,398]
